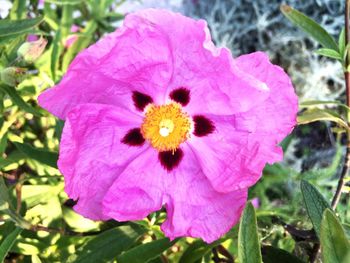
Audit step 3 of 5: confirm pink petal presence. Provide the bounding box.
[235,52,298,142]
[58,103,146,220]
[39,9,269,120]
[161,144,247,243]
[38,12,173,119]
[189,52,297,192]
[102,147,166,221]
[132,9,269,115]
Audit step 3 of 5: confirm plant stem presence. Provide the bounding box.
[310,2,350,262]
[331,141,350,209]
[331,0,350,210]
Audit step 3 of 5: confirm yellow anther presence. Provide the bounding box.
[141,102,192,152]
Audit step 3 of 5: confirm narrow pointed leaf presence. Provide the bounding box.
[297,108,349,131]
[0,16,43,37]
[316,48,342,60]
[281,5,338,51]
[13,142,58,168]
[300,180,331,237]
[299,100,350,112]
[0,85,42,117]
[321,209,350,263]
[117,238,176,263]
[179,240,214,263]
[0,227,23,262]
[238,202,262,263]
[51,29,62,81]
[45,0,84,5]
[67,225,146,263]
[0,176,10,212]
[339,28,346,58]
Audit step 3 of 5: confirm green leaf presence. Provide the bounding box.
[0,176,10,212]
[280,5,338,51]
[31,255,42,263]
[299,100,350,112]
[179,240,214,263]
[13,142,58,168]
[10,0,27,19]
[238,202,262,263]
[45,0,84,5]
[0,227,22,262]
[0,17,43,37]
[320,209,350,263]
[316,48,342,60]
[300,180,331,237]
[339,28,346,59]
[67,225,146,263]
[62,21,97,72]
[342,253,350,263]
[178,229,238,263]
[261,246,305,263]
[297,108,349,131]
[0,134,7,155]
[51,29,62,81]
[117,238,176,263]
[0,85,42,117]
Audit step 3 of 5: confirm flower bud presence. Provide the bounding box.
[17,37,47,63]
[0,67,26,86]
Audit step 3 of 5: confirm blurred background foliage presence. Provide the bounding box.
[0,0,350,262]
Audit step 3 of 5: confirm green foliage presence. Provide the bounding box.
[0,16,43,37]
[117,238,177,263]
[0,227,22,262]
[315,48,342,60]
[67,225,146,263]
[280,5,338,51]
[0,84,42,116]
[13,142,58,168]
[300,180,331,237]
[261,246,306,263]
[238,202,262,263]
[0,1,349,263]
[320,209,350,263]
[297,108,349,131]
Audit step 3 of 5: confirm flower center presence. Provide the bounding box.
[141,102,192,152]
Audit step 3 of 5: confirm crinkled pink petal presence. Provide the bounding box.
[39,9,270,120]
[161,144,247,243]
[58,103,147,220]
[235,52,298,142]
[131,9,269,115]
[102,147,165,221]
[38,12,173,119]
[189,52,297,192]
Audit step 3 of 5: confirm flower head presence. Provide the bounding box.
[38,9,298,243]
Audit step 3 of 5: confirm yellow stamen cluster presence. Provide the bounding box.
[141,102,192,152]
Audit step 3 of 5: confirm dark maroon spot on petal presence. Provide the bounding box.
[132,91,153,111]
[63,199,78,208]
[121,128,145,146]
[159,148,183,171]
[193,115,215,137]
[169,87,190,106]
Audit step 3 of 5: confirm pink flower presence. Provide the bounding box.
[251,198,260,209]
[26,34,39,42]
[64,25,80,48]
[38,9,298,242]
